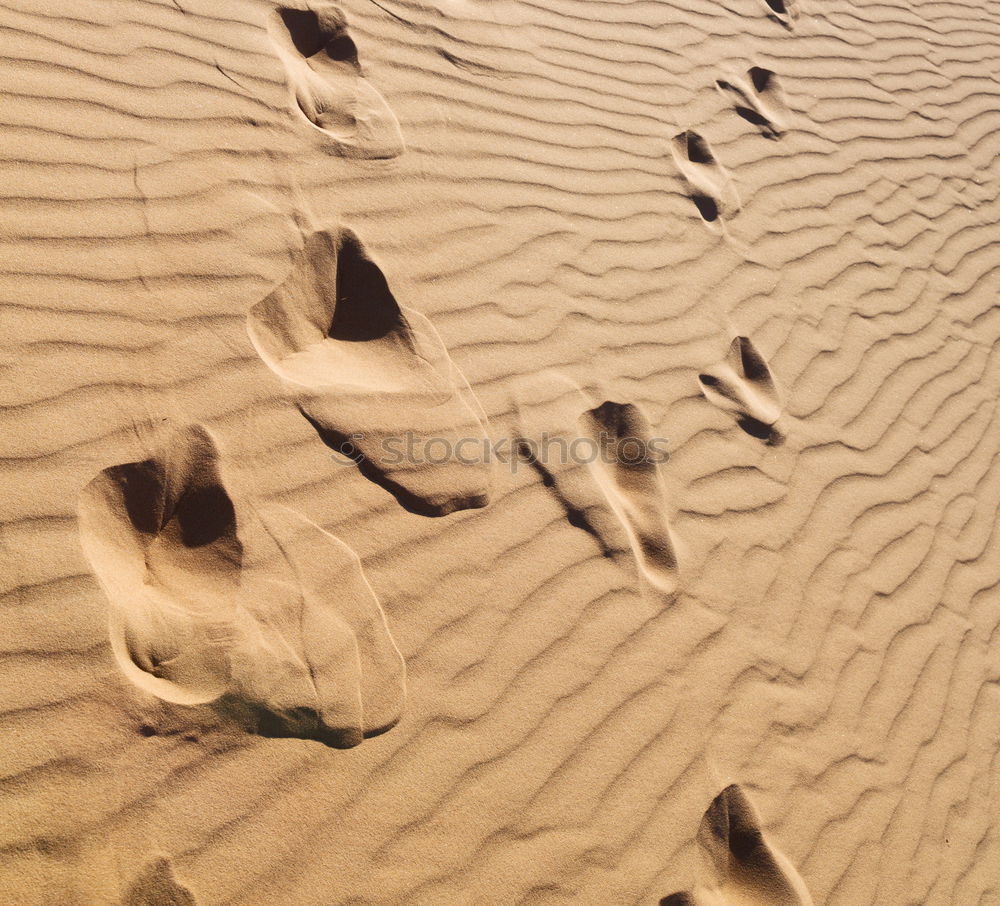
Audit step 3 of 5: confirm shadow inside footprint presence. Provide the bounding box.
[698,336,784,445]
[658,785,814,906]
[698,785,814,905]
[671,131,739,224]
[248,227,491,517]
[578,401,678,595]
[516,437,614,557]
[659,895,700,906]
[761,0,798,27]
[716,68,787,139]
[79,424,406,748]
[269,4,403,158]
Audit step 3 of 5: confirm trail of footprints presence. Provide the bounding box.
[673,64,790,223]
[75,0,789,753]
[672,1,796,224]
[75,0,792,898]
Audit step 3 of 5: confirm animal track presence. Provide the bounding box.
[659,785,814,906]
[248,227,491,517]
[698,336,784,444]
[578,402,679,595]
[671,131,740,224]
[125,856,197,906]
[269,4,403,158]
[78,423,406,748]
[716,68,787,140]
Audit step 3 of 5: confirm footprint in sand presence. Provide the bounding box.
[659,785,814,906]
[78,423,406,748]
[578,401,679,595]
[125,856,196,906]
[269,4,403,158]
[716,68,787,140]
[671,131,740,224]
[760,0,799,28]
[248,227,491,517]
[698,336,784,445]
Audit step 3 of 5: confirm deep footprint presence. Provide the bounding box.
[269,4,403,158]
[248,227,491,517]
[79,423,241,706]
[716,68,787,140]
[761,0,798,27]
[125,856,197,906]
[698,785,815,905]
[578,401,679,595]
[671,131,739,224]
[78,423,406,748]
[235,503,407,745]
[698,336,784,444]
[659,785,814,906]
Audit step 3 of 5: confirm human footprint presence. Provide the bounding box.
[248,227,491,517]
[78,423,406,747]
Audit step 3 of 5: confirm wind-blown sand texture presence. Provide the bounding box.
[2,0,1000,902]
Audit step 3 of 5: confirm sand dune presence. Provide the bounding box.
[3,0,1000,901]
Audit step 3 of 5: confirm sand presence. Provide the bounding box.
[1,0,999,903]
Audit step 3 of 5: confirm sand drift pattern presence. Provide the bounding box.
[2,0,999,900]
